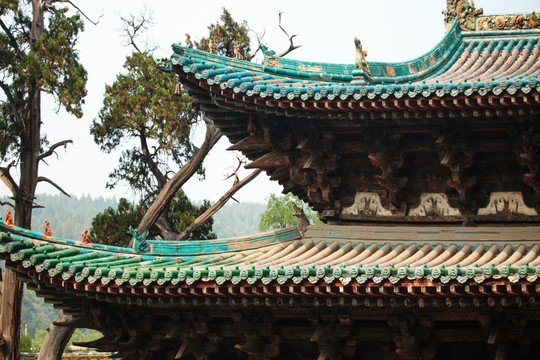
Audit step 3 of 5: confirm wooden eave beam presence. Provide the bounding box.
[313,102,325,110]
[347,101,359,110]
[227,135,270,152]
[452,98,467,109]
[268,168,289,181]
[358,101,371,111]
[380,100,395,111]
[500,97,512,107]
[370,101,384,111]
[290,101,303,110]
[245,152,290,169]
[301,102,314,110]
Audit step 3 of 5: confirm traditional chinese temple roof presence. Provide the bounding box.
[160,19,540,120]
[2,220,540,358]
[2,2,539,359]
[156,6,540,219]
[2,221,539,303]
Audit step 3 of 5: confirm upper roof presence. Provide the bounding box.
[160,18,540,107]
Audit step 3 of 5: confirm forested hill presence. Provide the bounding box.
[0,194,265,240]
[0,194,117,240]
[212,202,265,238]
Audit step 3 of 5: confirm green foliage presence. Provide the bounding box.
[259,193,322,231]
[89,198,146,246]
[19,333,32,353]
[195,8,251,59]
[21,285,59,339]
[26,326,99,353]
[91,51,197,194]
[90,192,217,244]
[32,329,47,352]
[0,2,87,160]
[167,191,216,240]
[91,8,253,240]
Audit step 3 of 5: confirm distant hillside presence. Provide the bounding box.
[1,194,265,239]
[1,194,117,240]
[212,202,265,238]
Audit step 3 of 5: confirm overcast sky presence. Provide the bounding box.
[2,0,538,204]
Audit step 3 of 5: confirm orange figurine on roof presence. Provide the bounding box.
[42,220,53,239]
[3,209,14,227]
[81,228,91,245]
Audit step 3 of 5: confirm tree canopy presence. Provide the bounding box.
[91,51,199,195]
[195,8,251,59]
[0,1,87,225]
[91,8,258,242]
[0,1,88,358]
[89,192,216,246]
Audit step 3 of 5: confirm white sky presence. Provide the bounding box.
[2,0,538,204]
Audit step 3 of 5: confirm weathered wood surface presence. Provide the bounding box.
[37,312,75,360]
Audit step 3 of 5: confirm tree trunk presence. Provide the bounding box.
[137,122,221,235]
[0,271,24,360]
[0,2,44,359]
[172,169,262,240]
[37,312,75,360]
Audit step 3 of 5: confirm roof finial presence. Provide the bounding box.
[354,37,371,76]
[208,38,216,53]
[233,42,244,60]
[185,33,193,48]
[293,204,309,236]
[42,220,53,239]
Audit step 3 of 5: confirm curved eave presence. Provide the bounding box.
[164,21,540,111]
[1,223,539,303]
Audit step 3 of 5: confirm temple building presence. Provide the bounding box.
[1,1,540,359]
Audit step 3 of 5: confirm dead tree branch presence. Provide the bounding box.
[0,80,25,130]
[58,1,103,26]
[136,120,222,235]
[0,17,22,57]
[277,11,301,57]
[0,201,15,208]
[224,156,246,186]
[38,139,73,161]
[37,176,71,197]
[249,27,266,60]
[173,169,262,240]
[120,8,155,54]
[0,162,19,197]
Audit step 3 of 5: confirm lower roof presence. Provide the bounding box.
[1,221,538,302]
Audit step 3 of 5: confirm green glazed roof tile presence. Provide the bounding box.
[1,221,539,294]
[162,19,540,104]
